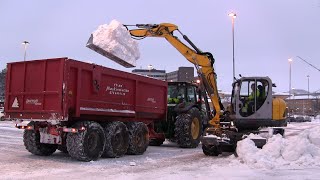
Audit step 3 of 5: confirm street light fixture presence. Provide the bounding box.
[22,41,30,61]
[147,65,153,70]
[288,58,293,98]
[228,12,237,82]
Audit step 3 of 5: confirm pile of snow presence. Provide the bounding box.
[236,126,320,169]
[87,19,140,68]
[313,115,320,123]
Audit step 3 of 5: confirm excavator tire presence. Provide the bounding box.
[149,139,165,146]
[23,122,57,156]
[126,122,149,155]
[102,121,129,158]
[175,107,202,148]
[66,121,106,162]
[202,144,221,156]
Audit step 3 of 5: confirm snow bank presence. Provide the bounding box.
[87,19,140,68]
[236,126,320,169]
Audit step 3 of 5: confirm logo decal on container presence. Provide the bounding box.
[147,98,156,103]
[12,97,19,108]
[26,99,42,106]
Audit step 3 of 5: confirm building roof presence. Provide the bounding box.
[132,69,166,73]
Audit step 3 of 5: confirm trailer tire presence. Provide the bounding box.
[66,121,106,162]
[23,122,57,156]
[102,121,129,158]
[175,108,202,148]
[126,122,149,155]
[202,144,221,156]
[149,139,164,146]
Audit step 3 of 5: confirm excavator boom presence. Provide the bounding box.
[126,23,223,129]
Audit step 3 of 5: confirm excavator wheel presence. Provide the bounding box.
[202,144,221,156]
[175,108,202,148]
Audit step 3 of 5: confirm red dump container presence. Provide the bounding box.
[5,58,167,123]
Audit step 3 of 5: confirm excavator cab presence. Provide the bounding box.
[230,77,287,130]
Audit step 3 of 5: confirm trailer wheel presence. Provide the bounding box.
[66,121,106,162]
[202,144,221,156]
[126,122,149,155]
[23,122,57,156]
[102,121,129,158]
[149,139,164,146]
[175,108,202,148]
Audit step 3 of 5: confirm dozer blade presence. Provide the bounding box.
[201,135,236,156]
[86,34,135,68]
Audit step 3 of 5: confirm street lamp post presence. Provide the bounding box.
[288,58,293,98]
[22,41,30,61]
[228,12,236,82]
[307,75,310,100]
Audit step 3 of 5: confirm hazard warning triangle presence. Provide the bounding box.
[12,97,19,108]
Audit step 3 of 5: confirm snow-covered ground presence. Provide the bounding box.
[1,120,320,180]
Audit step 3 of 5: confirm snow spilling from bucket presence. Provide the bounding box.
[236,126,320,169]
[88,19,140,67]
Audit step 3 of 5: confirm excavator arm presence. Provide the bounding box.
[125,23,223,129]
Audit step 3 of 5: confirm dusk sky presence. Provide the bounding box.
[1,0,319,92]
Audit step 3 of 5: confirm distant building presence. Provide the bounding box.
[132,66,195,82]
[285,95,320,116]
[166,67,194,82]
[132,69,166,80]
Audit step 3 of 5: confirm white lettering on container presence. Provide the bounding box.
[106,83,129,96]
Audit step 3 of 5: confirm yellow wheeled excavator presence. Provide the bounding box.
[88,23,287,155]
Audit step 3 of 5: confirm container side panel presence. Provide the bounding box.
[10,63,25,93]
[67,67,78,116]
[136,82,167,119]
[78,67,135,117]
[100,73,135,111]
[7,64,25,112]
[45,60,63,91]
[25,61,45,92]
[5,59,64,120]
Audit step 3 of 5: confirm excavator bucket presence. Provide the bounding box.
[86,20,140,68]
[86,35,135,68]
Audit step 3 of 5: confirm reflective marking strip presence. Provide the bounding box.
[80,107,136,114]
